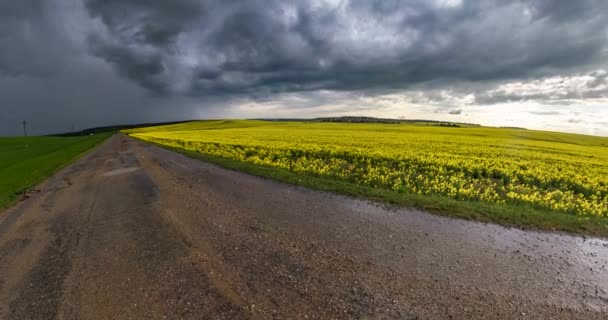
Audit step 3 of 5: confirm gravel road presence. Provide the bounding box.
[0,134,607,319]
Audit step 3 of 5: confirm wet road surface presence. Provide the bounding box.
[0,134,607,319]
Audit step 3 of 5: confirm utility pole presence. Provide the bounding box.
[22,120,27,136]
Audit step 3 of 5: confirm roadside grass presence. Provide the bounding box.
[142,139,608,238]
[0,133,112,210]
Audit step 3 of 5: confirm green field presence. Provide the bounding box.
[126,120,608,236]
[0,133,111,209]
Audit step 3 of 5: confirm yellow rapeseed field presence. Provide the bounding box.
[127,120,608,217]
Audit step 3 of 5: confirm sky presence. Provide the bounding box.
[1,0,607,136]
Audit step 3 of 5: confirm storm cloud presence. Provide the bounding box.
[1,0,607,135]
[84,0,608,95]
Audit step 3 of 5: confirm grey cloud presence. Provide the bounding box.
[0,1,55,77]
[0,0,205,135]
[449,109,463,115]
[84,0,608,96]
[587,71,608,88]
[474,70,608,105]
[1,0,608,136]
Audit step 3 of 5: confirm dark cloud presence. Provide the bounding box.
[449,109,463,115]
[0,0,205,135]
[0,1,55,77]
[1,0,607,135]
[85,0,608,96]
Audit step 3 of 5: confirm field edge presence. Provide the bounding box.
[0,133,114,212]
[134,136,608,239]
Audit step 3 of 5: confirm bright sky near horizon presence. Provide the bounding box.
[1,0,607,136]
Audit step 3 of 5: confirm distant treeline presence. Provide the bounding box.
[314,116,400,124]
[431,122,461,128]
[50,120,195,137]
[261,116,480,127]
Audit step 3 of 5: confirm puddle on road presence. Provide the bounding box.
[102,167,140,177]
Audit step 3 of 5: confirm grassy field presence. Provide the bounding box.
[0,133,111,209]
[126,120,608,236]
